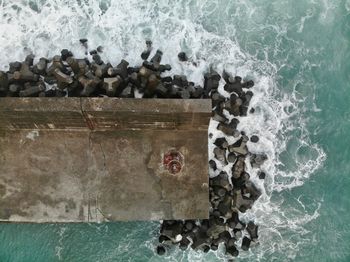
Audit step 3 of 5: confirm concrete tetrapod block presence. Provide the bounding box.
[0,98,211,222]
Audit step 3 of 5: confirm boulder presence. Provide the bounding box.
[241,236,251,251]
[156,245,166,255]
[246,221,258,241]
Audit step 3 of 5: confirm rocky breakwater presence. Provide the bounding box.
[0,40,266,258]
[157,57,267,258]
[0,40,203,99]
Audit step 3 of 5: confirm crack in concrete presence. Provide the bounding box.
[99,142,107,174]
[80,98,94,130]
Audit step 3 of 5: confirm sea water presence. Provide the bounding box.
[0,0,349,261]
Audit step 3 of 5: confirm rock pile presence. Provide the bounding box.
[0,40,266,258]
[0,40,209,99]
[155,49,266,257]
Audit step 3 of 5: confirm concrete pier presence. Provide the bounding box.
[0,98,211,222]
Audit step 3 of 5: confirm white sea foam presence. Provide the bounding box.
[55,226,67,260]
[0,0,326,261]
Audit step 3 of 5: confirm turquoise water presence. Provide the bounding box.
[0,0,349,261]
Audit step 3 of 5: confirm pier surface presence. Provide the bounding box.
[0,98,211,222]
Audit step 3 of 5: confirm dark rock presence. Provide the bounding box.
[241,236,251,251]
[78,76,100,96]
[107,59,129,79]
[43,89,56,97]
[61,49,73,61]
[177,89,191,99]
[44,76,57,85]
[172,75,185,87]
[53,68,73,84]
[0,71,9,93]
[47,55,66,75]
[250,107,255,114]
[178,52,188,62]
[8,84,21,95]
[161,76,173,83]
[202,245,210,253]
[212,111,228,123]
[226,244,239,257]
[156,245,166,255]
[93,62,112,78]
[155,83,168,97]
[209,159,217,171]
[19,82,46,97]
[228,118,239,130]
[89,50,98,55]
[246,221,258,241]
[9,61,22,73]
[66,57,82,76]
[158,64,172,73]
[129,72,141,89]
[239,105,248,116]
[210,91,225,108]
[138,66,154,79]
[210,172,231,191]
[214,187,226,198]
[24,54,35,66]
[214,137,229,149]
[234,190,254,212]
[242,80,254,88]
[191,229,210,250]
[242,181,261,201]
[184,220,195,231]
[231,156,245,179]
[250,154,267,168]
[179,237,191,250]
[228,138,248,156]
[204,78,219,97]
[141,40,152,60]
[231,172,250,191]
[226,212,239,228]
[92,54,103,65]
[191,86,203,98]
[144,74,160,97]
[205,70,221,82]
[160,221,183,240]
[224,82,243,96]
[242,91,253,106]
[250,135,259,143]
[224,97,242,116]
[258,171,266,179]
[97,46,103,53]
[218,231,231,243]
[227,152,237,163]
[119,84,134,98]
[127,66,140,74]
[150,49,163,69]
[217,123,236,136]
[55,89,67,97]
[212,209,221,218]
[213,147,227,165]
[222,70,235,84]
[159,235,171,243]
[200,219,210,231]
[210,243,219,251]
[32,58,48,75]
[217,195,233,216]
[13,64,39,83]
[103,76,123,97]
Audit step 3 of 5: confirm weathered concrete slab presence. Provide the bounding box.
[0,98,211,222]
